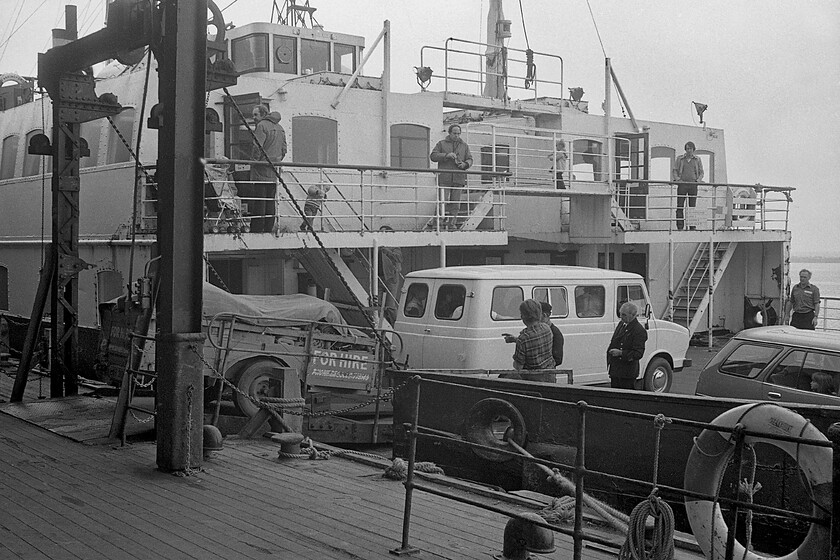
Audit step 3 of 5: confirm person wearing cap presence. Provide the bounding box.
[539,301,564,366]
[672,141,704,230]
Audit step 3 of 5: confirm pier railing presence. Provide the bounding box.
[391,375,839,560]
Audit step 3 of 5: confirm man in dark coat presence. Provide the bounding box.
[607,302,648,389]
[246,104,286,232]
[539,301,564,367]
[430,124,473,229]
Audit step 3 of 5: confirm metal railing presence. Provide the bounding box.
[818,296,840,332]
[137,160,508,235]
[420,38,564,100]
[392,376,839,560]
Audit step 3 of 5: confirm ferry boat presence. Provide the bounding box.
[0,0,793,384]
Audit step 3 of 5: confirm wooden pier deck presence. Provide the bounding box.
[0,370,705,560]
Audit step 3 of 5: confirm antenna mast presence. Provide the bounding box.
[272,0,320,28]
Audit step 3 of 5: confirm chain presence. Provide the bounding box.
[192,345,411,418]
[181,384,198,476]
[106,115,155,184]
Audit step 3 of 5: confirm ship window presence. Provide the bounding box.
[480,144,510,184]
[334,43,355,73]
[232,34,269,74]
[572,139,603,182]
[106,108,135,164]
[22,129,44,177]
[390,124,429,169]
[273,35,297,74]
[696,150,714,183]
[435,284,466,321]
[403,283,428,318]
[575,285,605,318]
[650,146,675,181]
[301,39,329,74]
[0,264,7,310]
[224,92,262,160]
[533,286,569,318]
[491,286,523,321]
[80,121,101,168]
[292,116,337,164]
[95,270,124,325]
[617,284,647,317]
[1,135,18,179]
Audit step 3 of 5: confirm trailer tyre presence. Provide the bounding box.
[643,357,672,393]
[230,359,284,417]
[464,398,527,462]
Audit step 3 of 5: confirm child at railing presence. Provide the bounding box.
[300,184,331,231]
[548,139,568,189]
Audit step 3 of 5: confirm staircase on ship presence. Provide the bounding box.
[670,241,738,336]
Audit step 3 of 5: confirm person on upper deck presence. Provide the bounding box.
[247,105,287,233]
[672,141,704,231]
[548,139,568,189]
[430,124,473,230]
[784,269,820,330]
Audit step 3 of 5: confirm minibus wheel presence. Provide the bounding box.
[644,357,672,393]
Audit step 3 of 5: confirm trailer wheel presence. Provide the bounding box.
[230,360,284,417]
[643,357,672,393]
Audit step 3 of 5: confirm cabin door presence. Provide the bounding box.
[615,133,649,220]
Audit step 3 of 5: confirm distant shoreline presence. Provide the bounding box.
[790,256,840,263]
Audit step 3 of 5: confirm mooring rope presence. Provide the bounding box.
[383,457,444,480]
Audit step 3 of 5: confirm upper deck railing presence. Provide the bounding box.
[419,38,564,101]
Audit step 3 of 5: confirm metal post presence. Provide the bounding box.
[391,376,422,556]
[725,424,747,560]
[573,400,587,560]
[155,0,208,472]
[440,239,446,267]
[604,58,613,189]
[381,21,390,168]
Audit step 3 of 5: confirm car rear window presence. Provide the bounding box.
[718,343,781,378]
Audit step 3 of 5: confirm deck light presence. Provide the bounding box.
[693,101,708,124]
[569,87,584,102]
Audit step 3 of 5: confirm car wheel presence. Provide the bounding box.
[230,359,285,417]
[644,357,672,393]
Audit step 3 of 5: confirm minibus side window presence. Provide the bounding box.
[403,283,429,318]
[617,284,647,317]
[533,286,569,318]
[435,284,466,320]
[575,285,605,318]
[491,286,523,320]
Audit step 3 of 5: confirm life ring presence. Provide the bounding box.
[463,398,527,462]
[684,403,832,560]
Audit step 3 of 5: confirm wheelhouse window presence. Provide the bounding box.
[292,116,337,164]
[650,146,675,181]
[617,284,647,317]
[403,283,429,318]
[572,139,603,182]
[1,134,18,179]
[575,285,605,318]
[232,34,269,74]
[106,108,135,164]
[22,129,43,177]
[390,124,429,169]
[80,121,102,168]
[273,35,297,74]
[718,343,780,378]
[491,286,523,320]
[696,149,714,182]
[224,92,262,160]
[300,39,329,74]
[533,286,568,318]
[334,43,356,73]
[435,284,466,320]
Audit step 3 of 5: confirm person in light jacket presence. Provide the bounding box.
[430,124,473,229]
[607,302,648,389]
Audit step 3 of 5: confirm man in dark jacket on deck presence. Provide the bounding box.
[246,105,287,232]
[430,124,473,229]
[539,301,564,367]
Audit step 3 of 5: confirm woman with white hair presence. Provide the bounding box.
[606,302,648,389]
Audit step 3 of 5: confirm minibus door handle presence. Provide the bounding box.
[423,328,431,333]
[767,391,782,400]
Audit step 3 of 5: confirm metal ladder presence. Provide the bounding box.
[670,241,738,335]
[109,331,157,445]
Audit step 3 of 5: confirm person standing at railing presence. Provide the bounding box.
[430,124,473,230]
[247,105,286,233]
[672,141,704,230]
[784,269,820,329]
[548,139,568,189]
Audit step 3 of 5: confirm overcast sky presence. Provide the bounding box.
[2,0,838,256]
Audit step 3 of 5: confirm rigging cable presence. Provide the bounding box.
[39,88,47,268]
[517,0,536,89]
[585,0,627,117]
[0,0,51,63]
[0,0,28,65]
